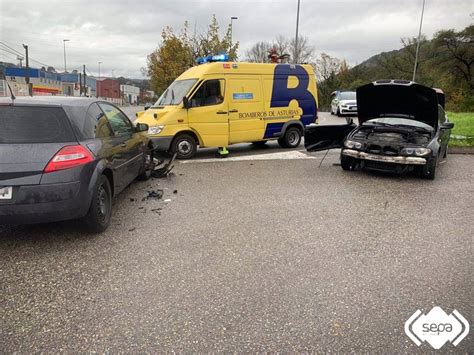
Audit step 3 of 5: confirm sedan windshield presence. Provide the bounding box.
[154,79,197,106]
[365,117,434,131]
[339,91,356,100]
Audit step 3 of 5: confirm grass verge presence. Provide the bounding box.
[447,112,474,147]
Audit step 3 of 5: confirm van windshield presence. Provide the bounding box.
[153,79,197,106]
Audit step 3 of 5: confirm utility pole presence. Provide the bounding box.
[22,44,32,96]
[412,0,426,82]
[294,0,301,64]
[79,72,83,96]
[97,61,102,98]
[230,17,238,58]
[83,64,87,96]
[17,55,24,67]
[63,39,70,73]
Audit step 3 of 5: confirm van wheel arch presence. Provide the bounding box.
[278,123,303,148]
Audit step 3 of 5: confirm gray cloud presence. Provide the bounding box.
[0,0,472,78]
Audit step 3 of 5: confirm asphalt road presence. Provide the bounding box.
[1,113,472,352]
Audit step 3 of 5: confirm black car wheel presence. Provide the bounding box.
[171,133,197,159]
[421,157,437,180]
[336,108,341,117]
[341,155,356,171]
[84,175,112,233]
[137,146,155,181]
[278,127,302,148]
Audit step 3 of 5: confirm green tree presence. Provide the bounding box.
[146,15,239,95]
[194,15,239,60]
[146,26,194,95]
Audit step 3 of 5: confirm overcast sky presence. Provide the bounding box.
[0,0,472,78]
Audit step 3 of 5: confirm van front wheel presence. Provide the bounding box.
[278,127,302,148]
[171,133,197,159]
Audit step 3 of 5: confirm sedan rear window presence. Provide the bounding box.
[0,106,75,143]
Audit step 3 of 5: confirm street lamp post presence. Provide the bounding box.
[412,0,426,82]
[63,39,70,73]
[294,0,301,64]
[97,61,102,98]
[230,16,238,57]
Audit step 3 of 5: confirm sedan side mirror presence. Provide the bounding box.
[441,122,454,129]
[182,97,190,109]
[136,123,149,132]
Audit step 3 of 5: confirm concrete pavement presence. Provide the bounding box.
[1,143,472,352]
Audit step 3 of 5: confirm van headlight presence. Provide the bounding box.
[148,125,164,135]
[344,140,362,149]
[401,147,431,156]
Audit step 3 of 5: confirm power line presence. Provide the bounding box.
[0,47,21,57]
[0,41,52,68]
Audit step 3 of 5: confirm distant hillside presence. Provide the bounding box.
[334,25,473,111]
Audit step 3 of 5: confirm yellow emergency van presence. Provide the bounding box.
[136,58,319,159]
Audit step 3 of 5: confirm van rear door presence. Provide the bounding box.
[227,76,265,144]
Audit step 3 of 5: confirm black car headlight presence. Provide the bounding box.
[401,147,431,156]
[344,140,363,149]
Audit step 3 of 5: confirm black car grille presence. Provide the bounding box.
[366,144,400,155]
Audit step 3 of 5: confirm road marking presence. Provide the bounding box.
[181,150,318,163]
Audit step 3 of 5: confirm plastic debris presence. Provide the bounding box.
[142,189,164,201]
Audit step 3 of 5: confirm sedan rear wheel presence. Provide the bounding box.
[83,175,112,233]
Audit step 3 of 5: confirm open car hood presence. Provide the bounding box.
[356,81,439,128]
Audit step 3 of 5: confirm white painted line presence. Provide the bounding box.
[181,150,318,163]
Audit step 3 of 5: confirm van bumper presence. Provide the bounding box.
[150,136,173,152]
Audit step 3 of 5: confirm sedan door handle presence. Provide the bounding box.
[229,109,239,113]
[216,110,228,114]
[120,143,127,148]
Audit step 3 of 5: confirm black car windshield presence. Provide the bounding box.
[365,117,434,131]
[339,91,356,100]
[153,79,197,106]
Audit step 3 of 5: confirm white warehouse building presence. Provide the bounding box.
[120,84,140,105]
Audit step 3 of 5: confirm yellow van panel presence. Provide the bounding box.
[137,62,319,151]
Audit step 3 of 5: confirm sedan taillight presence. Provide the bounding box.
[44,145,94,173]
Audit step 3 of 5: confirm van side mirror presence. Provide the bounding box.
[182,97,190,109]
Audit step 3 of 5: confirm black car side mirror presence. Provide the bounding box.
[182,97,190,109]
[144,103,152,111]
[441,122,454,129]
[136,123,149,132]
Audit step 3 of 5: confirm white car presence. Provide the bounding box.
[330,90,357,116]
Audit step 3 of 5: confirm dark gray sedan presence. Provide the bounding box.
[0,96,152,232]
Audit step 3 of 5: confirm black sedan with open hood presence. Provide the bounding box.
[305,80,454,179]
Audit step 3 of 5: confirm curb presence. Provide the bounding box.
[449,147,474,154]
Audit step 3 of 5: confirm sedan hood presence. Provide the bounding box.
[356,81,439,128]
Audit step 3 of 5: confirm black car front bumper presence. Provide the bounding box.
[342,149,427,165]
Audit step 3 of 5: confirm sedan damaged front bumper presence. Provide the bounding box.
[342,149,427,165]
